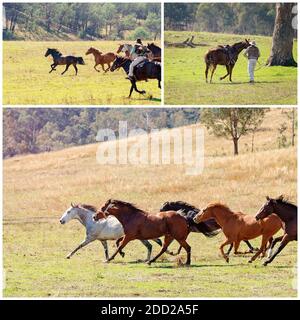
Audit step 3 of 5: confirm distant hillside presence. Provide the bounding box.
[3,3,161,41]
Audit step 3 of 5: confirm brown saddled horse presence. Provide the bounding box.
[204,39,250,83]
[256,196,297,266]
[194,203,283,263]
[86,47,116,73]
[93,199,191,265]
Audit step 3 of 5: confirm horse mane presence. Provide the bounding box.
[89,47,101,54]
[49,48,62,56]
[110,199,145,214]
[79,204,98,212]
[207,202,234,213]
[161,201,199,213]
[274,196,297,209]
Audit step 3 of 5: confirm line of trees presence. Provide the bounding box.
[3,3,161,40]
[3,109,200,158]
[3,108,296,159]
[165,3,277,36]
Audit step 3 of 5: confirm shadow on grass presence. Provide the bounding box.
[208,80,283,85]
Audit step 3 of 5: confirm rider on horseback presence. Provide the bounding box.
[127,39,149,81]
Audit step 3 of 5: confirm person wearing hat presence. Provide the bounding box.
[243,40,260,83]
[127,39,148,81]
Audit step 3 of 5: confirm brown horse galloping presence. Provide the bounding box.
[45,48,85,75]
[256,196,297,266]
[194,203,282,263]
[93,199,191,265]
[204,39,250,83]
[86,47,116,73]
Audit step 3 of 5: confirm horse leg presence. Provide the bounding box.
[61,64,70,75]
[100,240,109,261]
[220,65,230,81]
[106,235,131,262]
[152,238,175,256]
[220,239,232,263]
[66,238,93,259]
[244,240,257,253]
[233,240,243,254]
[177,240,191,265]
[263,235,290,266]
[73,63,78,75]
[128,82,134,98]
[267,235,283,258]
[261,236,273,257]
[210,65,217,84]
[49,63,57,73]
[101,64,106,72]
[116,237,125,257]
[94,64,100,72]
[158,80,161,89]
[225,243,234,255]
[249,234,269,263]
[105,63,111,73]
[148,235,173,265]
[140,240,153,262]
[205,63,210,83]
[133,81,146,95]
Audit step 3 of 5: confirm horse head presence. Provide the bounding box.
[255,196,275,220]
[60,203,79,224]
[86,47,93,55]
[110,56,128,72]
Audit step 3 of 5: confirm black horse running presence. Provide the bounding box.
[110,56,161,98]
[160,201,257,255]
[45,48,85,75]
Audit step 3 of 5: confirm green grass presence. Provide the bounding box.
[164,31,297,105]
[3,109,297,297]
[3,41,161,105]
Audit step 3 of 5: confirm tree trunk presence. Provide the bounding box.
[233,137,239,155]
[267,3,297,66]
[291,108,295,146]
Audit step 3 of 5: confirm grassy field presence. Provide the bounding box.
[3,108,297,297]
[164,32,297,105]
[3,41,161,105]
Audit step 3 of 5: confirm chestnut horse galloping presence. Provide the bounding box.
[86,47,116,73]
[194,203,282,263]
[93,199,192,265]
[204,39,250,83]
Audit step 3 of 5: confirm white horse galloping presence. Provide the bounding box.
[59,203,165,261]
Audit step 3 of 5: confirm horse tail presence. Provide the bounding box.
[77,57,85,65]
[177,209,220,237]
[204,51,214,67]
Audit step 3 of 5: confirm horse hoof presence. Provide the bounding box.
[141,91,146,95]
[104,259,110,263]
[263,262,268,267]
[147,261,152,265]
[226,257,229,263]
[120,252,125,258]
[66,256,71,259]
[248,260,252,263]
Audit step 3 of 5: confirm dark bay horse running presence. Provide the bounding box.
[147,43,161,62]
[45,48,85,75]
[160,201,256,255]
[204,39,250,83]
[110,56,161,98]
[256,196,297,266]
[93,199,191,265]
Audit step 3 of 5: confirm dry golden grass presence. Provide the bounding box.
[3,108,297,297]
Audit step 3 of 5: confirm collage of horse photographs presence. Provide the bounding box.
[1,0,299,310]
